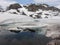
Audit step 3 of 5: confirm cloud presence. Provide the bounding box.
[0,0,17,9]
[34,0,57,3]
[56,5,60,9]
[33,0,60,6]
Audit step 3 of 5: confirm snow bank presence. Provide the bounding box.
[0,12,33,24]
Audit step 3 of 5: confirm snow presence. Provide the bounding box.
[18,8,35,16]
[36,9,42,13]
[43,5,48,7]
[0,7,59,25]
[46,31,60,37]
[6,9,19,14]
[0,6,60,25]
[0,12,34,24]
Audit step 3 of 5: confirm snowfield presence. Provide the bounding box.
[0,12,34,24]
[0,11,60,33]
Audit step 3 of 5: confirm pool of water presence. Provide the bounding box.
[0,30,52,45]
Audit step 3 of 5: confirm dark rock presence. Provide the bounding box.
[47,40,60,45]
[25,4,60,12]
[24,28,36,32]
[7,3,22,10]
[10,30,20,33]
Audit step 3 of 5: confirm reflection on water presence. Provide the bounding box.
[0,30,52,45]
[0,21,52,45]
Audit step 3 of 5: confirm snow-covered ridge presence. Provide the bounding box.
[0,3,60,19]
[0,3,60,24]
[0,4,60,23]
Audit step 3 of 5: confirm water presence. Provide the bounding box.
[0,30,52,45]
[0,21,52,45]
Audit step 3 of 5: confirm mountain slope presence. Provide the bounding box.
[0,3,60,19]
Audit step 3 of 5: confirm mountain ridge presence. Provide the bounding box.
[0,3,60,19]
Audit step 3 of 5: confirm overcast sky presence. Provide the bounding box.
[0,0,60,8]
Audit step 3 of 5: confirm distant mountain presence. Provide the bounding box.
[1,3,60,19]
[0,6,4,12]
[6,3,60,12]
[25,4,60,12]
[7,3,22,10]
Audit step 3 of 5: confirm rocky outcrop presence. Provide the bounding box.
[7,3,22,10]
[25,4,60,12]
[47,40,60,45]
[42,24,60,40]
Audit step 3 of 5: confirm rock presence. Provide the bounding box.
[7,3,22,10]
[47,40,60,45]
